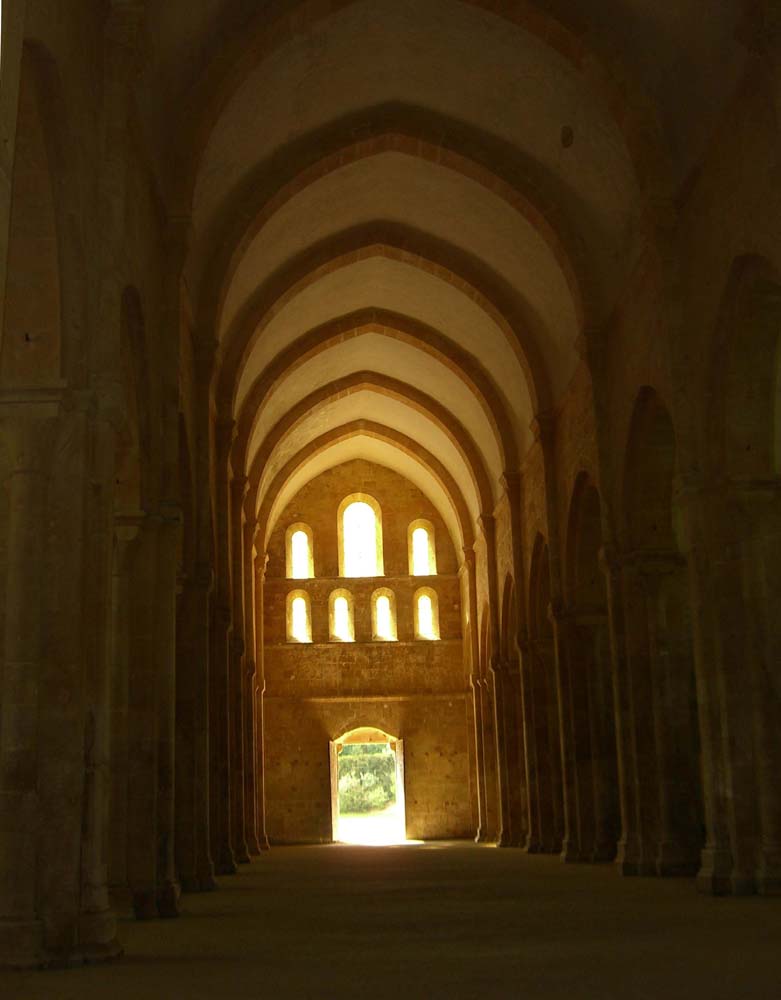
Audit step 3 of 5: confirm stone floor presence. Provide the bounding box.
[3,844,781,999]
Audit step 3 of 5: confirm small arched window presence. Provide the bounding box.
[286,590,312,643]
[338,493,384,577]
[285,523,314,579]
[329,589,355,642]
[408,519,437,576]
[371,588,397,641]
[414,587,440,640]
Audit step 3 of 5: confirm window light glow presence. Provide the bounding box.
[290,530,311,578]
[333,595,353,642]
[376,595,393,639]
[412,527,431,575]
[418,594,435,638]
[414,588,440,640]
[371,588,397,641]
[290,595,311,642]
[343,501,378,576]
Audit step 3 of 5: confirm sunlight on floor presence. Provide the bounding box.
[336,804,421,845]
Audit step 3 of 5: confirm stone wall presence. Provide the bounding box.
[263,458,473,842]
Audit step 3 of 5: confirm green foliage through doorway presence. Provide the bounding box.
[338,745,396,813]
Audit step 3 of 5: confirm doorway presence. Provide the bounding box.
[330,727,406,844]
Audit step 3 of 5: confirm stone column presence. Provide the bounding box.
[0,0,28,338]
[492,655,526,847]
[210,602,236,874]
[676,478,745,893]
[601,547,648,876]
[108,522,140,898]
[228,475,249,864]
[243,520,261,855]
[175,564,216,892]
[210,419,236,874]
[642,553,701,876]
[155,504,182,916]
[552,608,592,862]
[479,515,505,844]
[125,513,161,918]
[462,547,486,841]
[254,551,271,850]
[739,484,781,894]
[589,615,619,862]
[0,415,54,964]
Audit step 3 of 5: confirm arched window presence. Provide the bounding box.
[329,589,355,642]
[286,590,312,643]
[338,493,384,577]
[408,519,437,576]
[371,588,397,641]
[285,523,314,579]
[414,587,440,640]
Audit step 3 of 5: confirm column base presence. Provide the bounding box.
[214,848,238,875]
[156,881,181,918]
[0,918,44,969]
[560,839,591,863]
[180,871,218,893]
[247,835,264,856]
[615,835,656,875]
[656,841,700,877]
[132,889,158,920]
[76,907,121,964]
[591,842,618,863]
[234,848,252,865]
[696,845,735,895]
[757,865,781,895]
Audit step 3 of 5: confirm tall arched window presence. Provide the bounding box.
[285,523,314,579]
[329,589,355,642]
[414,587,440,640]
[338,493,384,577]
[286,590,312,643]
[371,588,397,641]
[408,519,437,576]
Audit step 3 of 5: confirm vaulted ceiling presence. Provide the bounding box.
[139,0,748,552]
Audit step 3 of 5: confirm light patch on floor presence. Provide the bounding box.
[336,804,420,845]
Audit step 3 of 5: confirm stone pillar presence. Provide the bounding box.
[228,475,249,864]
[677,479,746,893]
[175,564,216,892]
[108,523,140,898]
[552,609,593,862]
[739,485,781,894]
[243,520,261,855]
[479,515,504,843]
[0,0,28,338]
[125,514,161,918]
[155,505,182,916]
[0,415,54,964]
[210,419,236,874]
[642,553,701,877]
[210,602,236,874]
[492,655,527,847]
[600,547,647,876]
[254,551,271,850]
[589,615,619,862]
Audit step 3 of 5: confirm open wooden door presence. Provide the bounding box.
[329,740,340,841]
[394,739,406,839]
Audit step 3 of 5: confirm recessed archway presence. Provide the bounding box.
[330,727,407,846]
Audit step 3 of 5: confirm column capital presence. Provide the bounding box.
[499,470,521,503]
[530,410,556,448]
[477,513,495,542]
